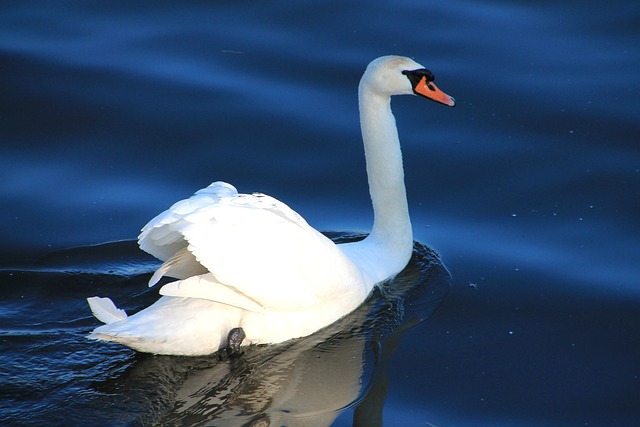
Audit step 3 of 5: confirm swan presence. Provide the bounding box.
[87,55,455,356]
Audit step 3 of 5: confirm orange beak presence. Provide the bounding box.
[413,76,456,107]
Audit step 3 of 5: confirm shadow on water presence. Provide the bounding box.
[0,234,449,426]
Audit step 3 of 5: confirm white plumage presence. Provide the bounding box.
[87,55,454,356]
[87,296,127,324]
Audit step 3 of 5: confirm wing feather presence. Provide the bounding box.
[138,181,367,311]
[138,182,238,261]
[159,274,267,313]
[148,246,208,287]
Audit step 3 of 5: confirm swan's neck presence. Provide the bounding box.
[357,85,413,276]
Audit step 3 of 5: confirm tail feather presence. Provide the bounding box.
[87,296,128,324]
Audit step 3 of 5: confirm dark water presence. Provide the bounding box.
[1,1,639,426]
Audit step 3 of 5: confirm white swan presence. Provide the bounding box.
[87,55,455,356]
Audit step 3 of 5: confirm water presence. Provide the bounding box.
[0,238,449,426]
[1,0,639,425]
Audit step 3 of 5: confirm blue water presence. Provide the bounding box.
[1,1,639,426]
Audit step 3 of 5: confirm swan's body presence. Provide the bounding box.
[87,55,454,356]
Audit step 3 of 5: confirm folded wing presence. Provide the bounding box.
[138,182,366,311]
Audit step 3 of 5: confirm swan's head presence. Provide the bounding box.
[360,55,455,107]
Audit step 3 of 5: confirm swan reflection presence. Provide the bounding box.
[94,240,449,426]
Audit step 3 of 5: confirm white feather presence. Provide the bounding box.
[148,246,207,287]
[87,297,127,324]
[159,273,267,313]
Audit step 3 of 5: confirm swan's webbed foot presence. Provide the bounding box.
[225,327,246,358]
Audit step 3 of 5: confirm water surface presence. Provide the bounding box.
[1,0,639,425]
